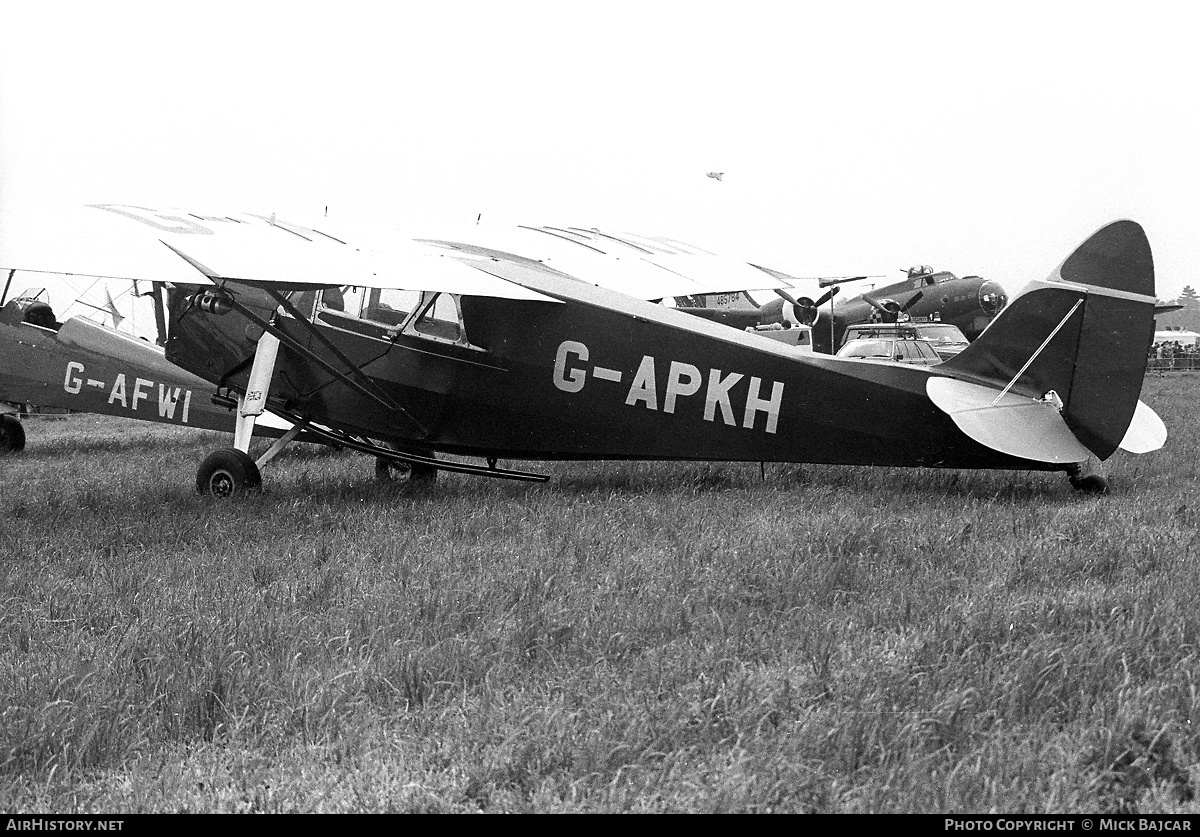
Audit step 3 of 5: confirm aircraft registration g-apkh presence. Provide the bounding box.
[0,205,1166,496]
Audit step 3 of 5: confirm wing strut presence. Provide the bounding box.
[260,286,432,435]
[1,269,14,307]
[158,240,428,435]
[991,298,1083,405]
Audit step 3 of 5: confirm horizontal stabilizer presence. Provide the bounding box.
[1118,400,1167,454]
[939,220,1158,461]
[927,377,1091,465]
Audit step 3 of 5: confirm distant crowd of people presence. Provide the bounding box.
[1148,341,1200,371]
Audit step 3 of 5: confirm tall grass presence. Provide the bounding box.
[1,377,1198,812]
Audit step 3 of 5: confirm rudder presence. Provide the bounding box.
[938,220,1157,461]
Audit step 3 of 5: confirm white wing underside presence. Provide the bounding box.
[0,205,799,303]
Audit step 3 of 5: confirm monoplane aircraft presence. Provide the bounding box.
[0,206,1165,496]
[0,282,317,453]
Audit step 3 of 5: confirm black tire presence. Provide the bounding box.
[374,456,411,481]
[375,451,437,484]
[409,462,438,484]
[196,449,262,497]
[1069,474,1110,495]
[0,414,25,454]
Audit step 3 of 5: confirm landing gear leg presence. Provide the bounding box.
[197,332,280,496]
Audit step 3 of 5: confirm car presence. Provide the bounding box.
[835,336,943,365]
[838,321,969,360]
[744,322,813,353]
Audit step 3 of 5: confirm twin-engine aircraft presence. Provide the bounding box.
[0,206,1165,496]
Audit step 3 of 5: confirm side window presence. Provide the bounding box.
[916,342,939,360]
[411,293,465,343]
[362,288,421,327]
[318,286,366,317]
[286,290,318,319]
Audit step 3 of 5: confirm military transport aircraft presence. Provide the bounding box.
[0,206,1165,497]
[676,266,1008,354]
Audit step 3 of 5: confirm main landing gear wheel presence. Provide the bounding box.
[375,456,411,481]
[197,449,263,497]
[410,462,438,484]
[0,415,25,454]
[374,456,438,484]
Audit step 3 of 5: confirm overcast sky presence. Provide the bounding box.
[2,0,1197,330]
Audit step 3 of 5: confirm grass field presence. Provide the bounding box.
[2,374,1199,813]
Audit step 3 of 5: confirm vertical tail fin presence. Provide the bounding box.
[938,220,1158,461]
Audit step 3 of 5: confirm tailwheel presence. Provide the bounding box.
[0,414,25,454]
[1069,473,1110,495]
[197,449,263,497]
[1065,461,1109,495]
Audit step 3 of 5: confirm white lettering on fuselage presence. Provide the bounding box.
[62,361,194,424]
[552,340,783,434]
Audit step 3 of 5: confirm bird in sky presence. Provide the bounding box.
[706,172,724,181]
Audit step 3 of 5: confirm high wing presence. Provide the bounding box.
[404,223,801,301]
[0,204,560,302]
[0,205,803,304]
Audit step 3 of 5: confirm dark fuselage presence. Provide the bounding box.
[0,310,235,432]
[166,271,1042,473]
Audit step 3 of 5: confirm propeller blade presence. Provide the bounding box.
[774,285,840,327]
[900,291,924,313]
[773,288,801,307]
[861,294,888,314]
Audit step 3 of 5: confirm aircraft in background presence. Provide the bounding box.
[0,282,319,454]
[674,266,1009,354]
[0,206,1165,497]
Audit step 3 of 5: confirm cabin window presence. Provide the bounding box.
[362,288,421,327]
[318,286,366,317]
[410,292,466,344]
